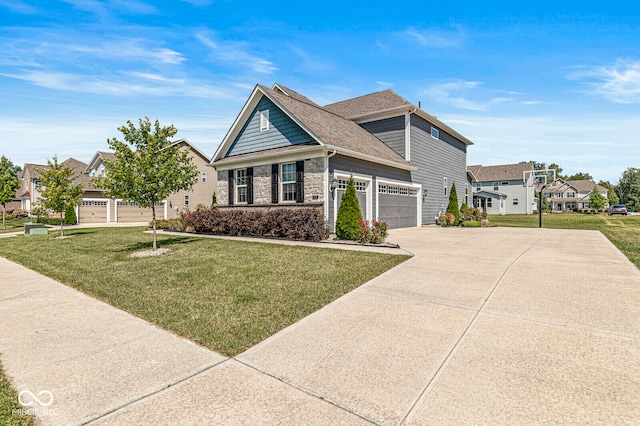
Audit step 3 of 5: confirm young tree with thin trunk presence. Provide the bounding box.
[588,187,607,210]
[94,118,198,251]
[0,156,20,230]
[38,156,83,237]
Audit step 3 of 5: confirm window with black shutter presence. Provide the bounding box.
[247,167,253,205]
[271,164,278,203]
[228,170,234,206]
[296,160,304,203]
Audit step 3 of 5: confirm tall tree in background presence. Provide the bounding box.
[94,118,198,251]
[588,187,606,210]
[446,182,460,224]
[567,172,593,181]
[617,167,640,211]
[38,156,83,237]
[0,156,20,230]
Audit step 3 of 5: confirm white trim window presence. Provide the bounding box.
[236,169,248,203]
[443,177,448,196]
[431,127,439,139]
[487,198,493,208]
[513,198,519,205]
[465,183,469,205]
[476,183,481,192]
[260,110,270,131]
[378,184,388,194]
[202,172,207,183]
[281,162,296,202]
[493,182,499,191]
[184,195,190,206]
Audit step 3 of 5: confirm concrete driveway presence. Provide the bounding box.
[1,227,639,424]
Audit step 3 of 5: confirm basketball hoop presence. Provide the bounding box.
[534,182,544,193]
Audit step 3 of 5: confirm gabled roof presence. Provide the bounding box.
[85,151,116,173]
[542,179,606,194]
[467,162,534,182]
[272,83,320,107]
[324,89,473,146]
[212,84,414,170]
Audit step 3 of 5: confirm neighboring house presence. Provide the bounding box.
[542,179,608,212]
[210,83,473,229]
[467,162,537,215]
[17,158,89,212]
[82,139,215,223]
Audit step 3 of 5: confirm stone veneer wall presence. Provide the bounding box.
[216,156,325,206]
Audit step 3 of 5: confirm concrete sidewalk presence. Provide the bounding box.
[1,227,639,424]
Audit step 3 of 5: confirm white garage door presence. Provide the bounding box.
[78,200,108,223]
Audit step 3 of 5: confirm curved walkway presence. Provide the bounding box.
[1,227,639,425]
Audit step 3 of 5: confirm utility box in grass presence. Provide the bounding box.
[24,223,48,236]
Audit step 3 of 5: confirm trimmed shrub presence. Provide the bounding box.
[11,208,28,219]
[182,207,329,241]
[461,220,482,227]
[357,219,388,244]
[446,182,460,224]
[439,213,456,227]
[155,218,185,231]
[335,177,363,240]
[64,205,77,225]
[461,207,480,222]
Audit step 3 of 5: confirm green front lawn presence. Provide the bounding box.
[488,213,640,269]
[0,358,34,425]
[0,228,409,356]
[0,218,30,234]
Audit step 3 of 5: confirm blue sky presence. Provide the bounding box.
[1,1,638,183]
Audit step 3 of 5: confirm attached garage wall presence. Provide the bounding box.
[378,184,419,228]
[116,201,165,222]
[78,199,108,224]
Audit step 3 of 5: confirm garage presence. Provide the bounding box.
[377,183,419,229]
[115,201,156,222]
[78,199,108,224]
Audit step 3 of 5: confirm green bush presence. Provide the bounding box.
[461,220,482,227]
[357,219,388,244]
[335,177,363,240]
[439,213,456,227]
[11,208,28,219]
[64,205,77,225]
[154,218,184,231]
[446,182,460,224]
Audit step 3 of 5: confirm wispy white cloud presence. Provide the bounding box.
[179,0,213,6]
[568,59,640,104]
[423,80,515,111]
[1,69,241,99]
[287,44,334,74]
[0,0,38,14]
[196,33,277,74]
[402,26,465,49]
[376,81,395,89]
[60,0,157,16]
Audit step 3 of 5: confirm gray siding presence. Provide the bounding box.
[360,116,405,158]
[410,115,468,223]
[225,97,313,157]
[328,154,411,230]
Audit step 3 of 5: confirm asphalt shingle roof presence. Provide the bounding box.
[467,162,535,182]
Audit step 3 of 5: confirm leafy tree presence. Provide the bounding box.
[0,156,21,230]
[617,167,640,211]
[446,182,460,224]
[589,187,606,210]
[335,177,362,240]
[38,156,83,237]
[607,187,619,205]
[548,163,566,180]
[94,118,198,251]
[567,172,593,181]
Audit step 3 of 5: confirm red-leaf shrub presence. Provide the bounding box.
[182,207,329,241]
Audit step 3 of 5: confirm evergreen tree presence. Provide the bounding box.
[64,204,77,225]
[446,182,460,224]
[335,177,362,240]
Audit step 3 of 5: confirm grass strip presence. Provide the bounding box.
[0,227,409,356]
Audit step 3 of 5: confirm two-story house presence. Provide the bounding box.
[211,83,473,229]
[82,139,215,224]
[467,162,536,215]
[542,179,608,212]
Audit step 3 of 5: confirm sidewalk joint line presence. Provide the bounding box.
[398,231,549,424]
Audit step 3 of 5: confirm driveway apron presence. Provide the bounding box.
[1,227,639,425]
